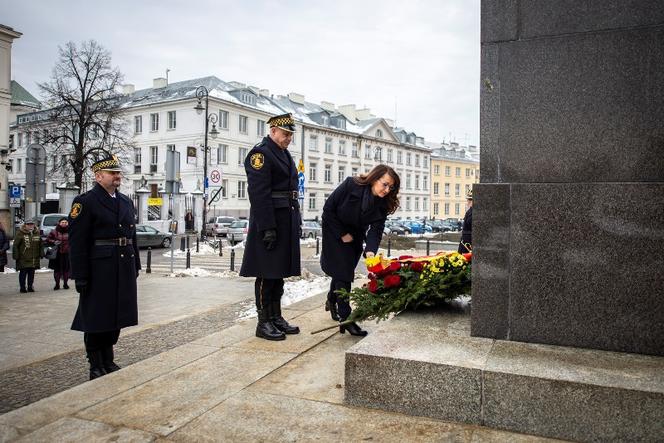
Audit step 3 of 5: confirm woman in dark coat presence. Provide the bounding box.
[47,217,71,290]
[0,222,9,273]
[320,164,400,336]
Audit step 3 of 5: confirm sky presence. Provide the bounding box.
[3,0,480,146]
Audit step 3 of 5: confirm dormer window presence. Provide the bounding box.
[376,129,383,138]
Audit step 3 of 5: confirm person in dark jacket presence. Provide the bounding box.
[13,219,42,293]
[321,164,400,336]
[0,222,9,273]
[240,113,301,341]
[68,155,141,380]
[458,190,473,253]
[46,217,71,290]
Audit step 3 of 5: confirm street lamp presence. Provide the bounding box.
[194,85,219,239]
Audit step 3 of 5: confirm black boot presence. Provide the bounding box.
[340,322,368,337]
[102,346,121,373]
[325,299,340,321]
[86,350,107,380]
[256,308,286,341]
[271,301,300,334]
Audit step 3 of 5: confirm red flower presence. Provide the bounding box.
[398,255,414,260]
[463,252,472,262]
[383,274,401,288]
[388,262,401,271]
[368,279,379,293]
[368,263,384,274]
[410,262,424,272]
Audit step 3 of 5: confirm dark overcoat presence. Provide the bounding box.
[68,184,141,333]
[458,206,473,253]
[240,136,301,279]
[320,177,387,282]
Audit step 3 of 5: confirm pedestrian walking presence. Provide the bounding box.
[320,164,400,336]
[68,155,141,380]
[458,190,473,253]
[46,217,71,290]
[12,218,42,293]
[0,222,9,273]
[240,113,301,341]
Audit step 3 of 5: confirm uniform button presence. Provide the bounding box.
[119,224,122,227]
[120,254,124,258]
[131,254,135,257]
[130,224,133,227]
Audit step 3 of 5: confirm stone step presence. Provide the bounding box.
[344,303,664,442]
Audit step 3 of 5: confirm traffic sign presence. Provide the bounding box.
[210,169,221,184]
[9,185,21,198]
[9,197,20,208]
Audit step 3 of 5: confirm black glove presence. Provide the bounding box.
[75,280,88,296]
[263,229,277,251]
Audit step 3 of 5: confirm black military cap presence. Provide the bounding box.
[267,113,296,133]
[91,154,122,173]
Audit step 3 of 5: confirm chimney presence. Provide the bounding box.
[153,77,167,89]
[320,101,335,112]
[338,104,356,122]
[122,84,135,95]
[356,108,372,120]
[288,92,305,104]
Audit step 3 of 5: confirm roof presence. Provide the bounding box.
[11,81,41,108]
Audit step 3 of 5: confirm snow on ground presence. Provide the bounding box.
[167,267,214,278]
[3,267,17,274]
[300,238,319,247]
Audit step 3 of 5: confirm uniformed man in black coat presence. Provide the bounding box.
[68,155,141,379]
[458,190,473,253]
[240,113,301,341]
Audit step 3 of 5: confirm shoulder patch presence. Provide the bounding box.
[70,202,82,219]
[250,153,265,170]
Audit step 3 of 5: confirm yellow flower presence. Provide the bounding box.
[365,255,381,268]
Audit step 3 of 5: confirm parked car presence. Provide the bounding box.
[39,213,69,240]
[385,221,406,235]
[301,220,322,238]
[135,225,173,248]
[227,219,249,244]
[206,216,236,237]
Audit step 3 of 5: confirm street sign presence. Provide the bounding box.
[297,172,305,197]
[147,197,163,206]
[207,169,222,187]
[9,185,21,199]
[9,197,20,208]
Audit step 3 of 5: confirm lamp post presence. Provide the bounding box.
[194,85,219,240]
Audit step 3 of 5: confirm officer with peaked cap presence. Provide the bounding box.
[240,113,301,340]
[458,189,473,253]
[68,154,141,379]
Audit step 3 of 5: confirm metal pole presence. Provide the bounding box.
[186,248,191,269]
[426,239,430,256]
[316,237,320,255]
[388,237,391,257]
[219,238,223,257]
[196,236,199,253]
[186,235,190,250]
[180,236,185,251]
[170,233,175,274]
[146,247,152,274]
[230,248,235,271]
[202,91,209,241]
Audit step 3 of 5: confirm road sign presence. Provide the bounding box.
[9,198,20,208]
[297,159,305,173]
[297,172,305,197]
[209,169,221,184]
[147,197,163,206]
[9,185,21,199]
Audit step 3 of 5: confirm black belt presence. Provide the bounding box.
[95,238,133,246]
[271,191,299,200]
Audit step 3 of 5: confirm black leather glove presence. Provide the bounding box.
[263,229,277,251]
[75,280,88,296]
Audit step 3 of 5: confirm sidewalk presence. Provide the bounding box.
[0,290,560,442]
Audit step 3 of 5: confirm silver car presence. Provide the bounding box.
[135,225,173,248]
[206,216,236,237]
[227,219,249,245]
[39,213,69,239]
[301,221,322,238]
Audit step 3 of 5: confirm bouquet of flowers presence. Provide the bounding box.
[338,251,472,324]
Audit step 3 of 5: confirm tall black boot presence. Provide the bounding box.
[256,308,285,341]
[325,299,340,321]
[102,346,121,373]
[86,350,107,380]
[270,301,300,334]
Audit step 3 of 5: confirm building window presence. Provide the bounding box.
[434,202,439,215]
[351,142,358,158]
[456,167,461,177]
[365,145,372,159]
[387,149,393,162]
[325,137,333,154]
[309,193,316,210]
[324,164,332,183]
[237,181,247,199]
[466,167,471,177]
[433,182,439,195]
[406,174,411,189]
[309,163,317,181]
[434,164,440,175]
[376,129,383,138]
[338,140,346,156]
[239,115,248,134]
[134,116,142,134]
[374,147,382,161]
[222,179,228,198]
[150,146,158,172]
[309,135,318,151]
[134,148,142,174]
[238,147,248,165]
[352,167,358,176]
[150,113,159,132]
[415,197,420,211]
[423,175,428,191]
[219,110,229,129]
[465,184,471,195]
[423,156,428,168]
[445,203,450,215]
[455,203,460,215]
[338,166,345,183]
[415,154,420,167]
[17,158,23,173]
[415,174,420,190]
[423,197,428,211]
[397,150,403,165]
[217,144,228,164]
[167,111,176,130]
[257,119,266,137]
[445,183,450,196]
[445,166,451,176]
[406,196,411,211]
[455,183,461,196]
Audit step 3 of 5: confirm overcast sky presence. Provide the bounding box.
[3,0,480,146]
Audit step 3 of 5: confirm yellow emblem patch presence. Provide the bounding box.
[70,202,82,219]
[250,153,264,170]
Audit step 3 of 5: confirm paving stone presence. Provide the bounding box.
[14,417,157,442]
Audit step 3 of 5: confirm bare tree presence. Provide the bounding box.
[37,40,134,190]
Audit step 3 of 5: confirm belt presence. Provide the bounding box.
[95,238,133,246]
[271,191,299,200]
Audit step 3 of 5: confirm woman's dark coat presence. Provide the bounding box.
[68,184,141,333]
[240,136,301,279]
[320,177,387,282]
[0,228,9,268]
[458,206,472,253]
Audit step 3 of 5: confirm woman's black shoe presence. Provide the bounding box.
[63,283,69,289]
[340,322,368,336]
[54,284,60,290]
[325,300,340,321]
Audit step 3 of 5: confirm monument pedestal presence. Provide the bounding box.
[345,308,664,442]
